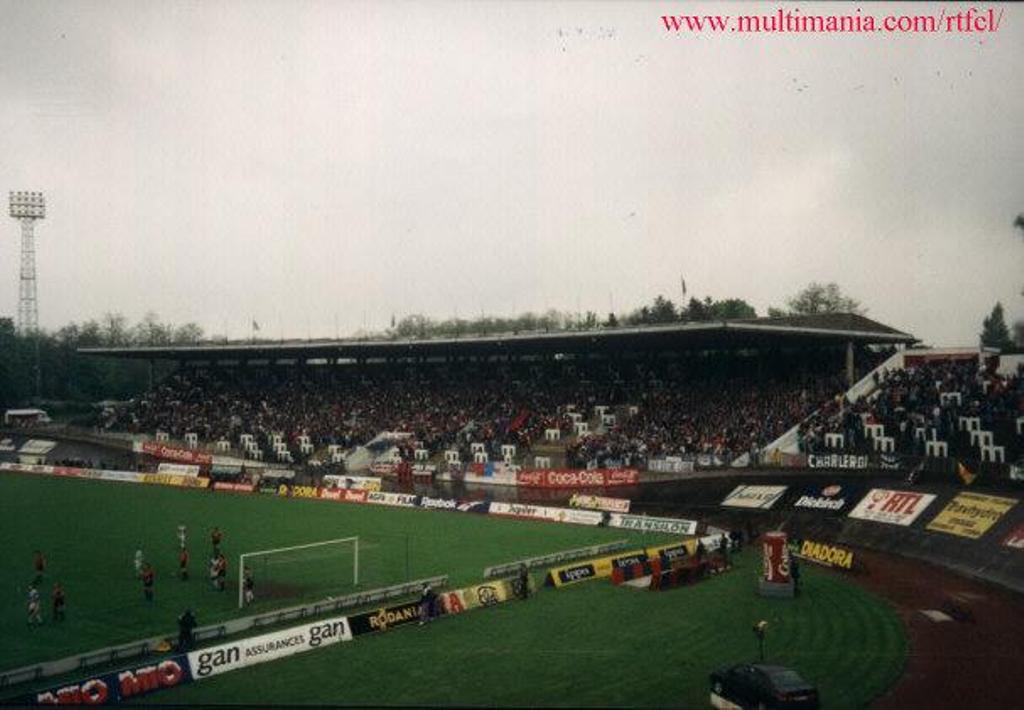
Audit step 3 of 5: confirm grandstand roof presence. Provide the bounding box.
[78,313,915,363]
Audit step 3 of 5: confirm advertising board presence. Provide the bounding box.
[516,468,639,488]
[348,602,420,636]
[789,539,855,570]
[136,442,213,466]
[569,493,630,513]
[607,513,697,535]
[1003,523,1024,550]
[926,492,1018,539]
[321,475,382,492]
[721,485,787,509]
[156,463,200,477]
[848,488,937,526]
[212,482,255,493]
[791,483,862,514]
[807,453,870,470]
[365,491,420,507]
[35,656,193,705]
[187,616,351,680]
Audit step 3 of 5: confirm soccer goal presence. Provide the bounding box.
[238,537,359,609]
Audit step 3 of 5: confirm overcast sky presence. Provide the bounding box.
[1,1,1021,345]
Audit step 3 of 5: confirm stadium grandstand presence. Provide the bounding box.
[78,313,915,476]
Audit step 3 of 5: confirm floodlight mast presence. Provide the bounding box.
[9,191,46,335]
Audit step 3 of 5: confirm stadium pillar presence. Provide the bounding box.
[845,341,855,386]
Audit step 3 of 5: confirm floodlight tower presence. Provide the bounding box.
[9,191,46,334]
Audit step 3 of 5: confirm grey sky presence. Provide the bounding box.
[1,1,1021,345]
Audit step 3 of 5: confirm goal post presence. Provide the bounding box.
[238,537,359,609]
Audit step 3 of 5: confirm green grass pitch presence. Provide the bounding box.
[0,473,906,707]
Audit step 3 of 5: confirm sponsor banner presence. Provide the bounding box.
[141,473,209,489]
[212,482,255,493]
[647,457,695,474]
[1010,464,1024,482]
[552,562,599,586]
[365,491,420,508]
[1003,523,1024,550]
[418,495,460,512]
[460,579,513,609]
[789,539,855,570]
[880,453,902,470]
[322,475,382,492]
[848,488,937,526]
[35,655,194,705]
[157,463,200,477]
[483,540,631,578]
[368,462,398,476]
[348,602,420,636]
[926,492,1018,539]
[321,487,370,504]
[487,501,602,526]
[721,485,788,510]
[259,468,295,480]
[807,453,870,470]
[648,541,693,563]
[136,441,213,466]
[456,500,490,514]
[489,501,548,521]
[0,437,16,452]
[90,469,145,484]
[411,463,436,476]
[438,589,467,615]
[607,513,698,536]
[569,493,631,513]
[188,616,351,680]
[278,484,321,499]
[547,548,651,587]
[791,483,862,514]
[516,468,640,489]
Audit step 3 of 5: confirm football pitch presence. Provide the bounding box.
[1,473,906,707]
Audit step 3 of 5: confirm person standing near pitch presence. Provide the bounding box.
[52,582,66,622]
[179,547,190,580]
[32,550,46,586]
[142,563,155,601]
[243,567,255,605]
[27,585,43,626]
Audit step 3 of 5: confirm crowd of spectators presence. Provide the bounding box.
[799,358,1024,460]
[567,375,846,468]
[104,357,854,469]
[103,364,618,463]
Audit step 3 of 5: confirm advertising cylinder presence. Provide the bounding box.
[761,531,790,584]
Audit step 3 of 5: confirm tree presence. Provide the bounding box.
[707,298,757,320]
[980,302,1013,350]
[682,297,711,322]
[605,312,618,328]
[785,282,865,316]
[649,296,677,324]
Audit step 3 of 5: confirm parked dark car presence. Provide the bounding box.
[709,664,820,709]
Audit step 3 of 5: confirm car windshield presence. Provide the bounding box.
[767,669,808,690]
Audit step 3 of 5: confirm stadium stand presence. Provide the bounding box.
[799,356,1023,463]
[101,358,851,470]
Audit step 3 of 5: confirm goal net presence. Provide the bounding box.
[238,537,359,609]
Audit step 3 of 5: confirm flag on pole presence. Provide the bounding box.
[680,276,687,299]
[956,461,976,486]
